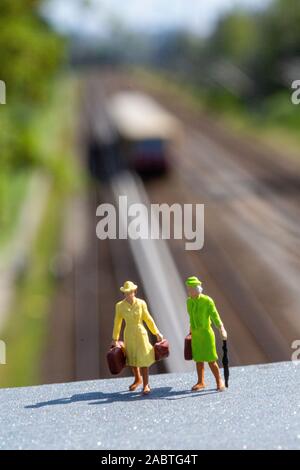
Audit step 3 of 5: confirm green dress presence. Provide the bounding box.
[187,294,222,362]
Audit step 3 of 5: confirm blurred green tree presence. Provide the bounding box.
[0,0,64,167]
[208,0,300,98]
[153,0,300,105]
[210,11,261,67]
[0,0,64,234]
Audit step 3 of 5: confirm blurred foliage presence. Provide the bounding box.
[0,0,64,168]
[0,0,65,241]
[0,74,79,387]
[68,0,300,119]
[148,0,300,123]
[0,0,63,106]
[0,183,64,388]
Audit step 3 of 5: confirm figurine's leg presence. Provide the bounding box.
[129,367,142,391]
[192,362,206,391]
[140,367,150,394]
[208,361,225,391]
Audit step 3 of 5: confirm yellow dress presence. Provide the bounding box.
[112,297,160,367]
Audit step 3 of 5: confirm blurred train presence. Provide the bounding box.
[106,91,181,174]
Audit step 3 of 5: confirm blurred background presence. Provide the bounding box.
[0,0,300,388]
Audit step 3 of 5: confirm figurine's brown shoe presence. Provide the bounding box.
[142,385,151,395]
[191,383,206,391]
[129,380,142,391]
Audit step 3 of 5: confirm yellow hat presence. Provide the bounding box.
[120,280,138,293]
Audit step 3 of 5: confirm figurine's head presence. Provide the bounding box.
[120,280,138,302]
[185,276,203,298]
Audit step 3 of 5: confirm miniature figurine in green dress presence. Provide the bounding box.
[185,276,227,391]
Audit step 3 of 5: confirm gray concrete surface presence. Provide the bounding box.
[0,361,299,450]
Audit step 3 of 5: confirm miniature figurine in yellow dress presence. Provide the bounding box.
[112,281,163,395]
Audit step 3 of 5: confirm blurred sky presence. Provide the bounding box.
[43,0,272,37]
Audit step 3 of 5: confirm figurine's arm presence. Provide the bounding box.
[112,306,123,343]
[186,299,191,334]
[209,299,227,340]
[142,301,163,340]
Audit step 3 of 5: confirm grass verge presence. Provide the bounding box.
[0,72,82,388]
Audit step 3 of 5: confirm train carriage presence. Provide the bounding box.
[106,91,181,174]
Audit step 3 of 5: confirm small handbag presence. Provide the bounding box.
[154,338,170,361]
[184,334,193,360]
[106,341,126,375]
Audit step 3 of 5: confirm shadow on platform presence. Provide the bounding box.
[25,386,219,409]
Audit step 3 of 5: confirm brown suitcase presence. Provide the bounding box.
[154,338,170,361]
[184,334,193,360]
[106,341,126,375]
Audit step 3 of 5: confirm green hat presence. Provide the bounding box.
[185,276,202,287]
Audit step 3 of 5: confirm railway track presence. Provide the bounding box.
[96,70,300,360]
[42,68,300,383]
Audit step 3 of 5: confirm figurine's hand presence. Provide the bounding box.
[220,326,227,340]
[156,333,163,342]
